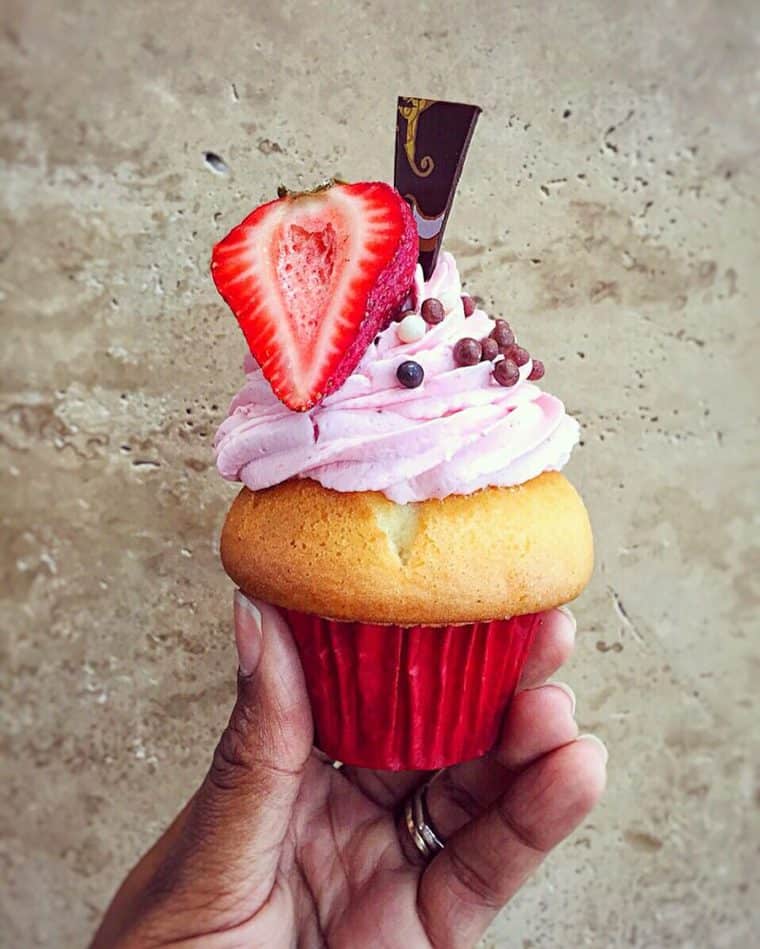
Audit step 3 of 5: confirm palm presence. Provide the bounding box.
[257,759,428,948]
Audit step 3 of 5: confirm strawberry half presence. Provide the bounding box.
[211,180,418,411]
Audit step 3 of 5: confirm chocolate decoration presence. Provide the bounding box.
[395,97,481,278]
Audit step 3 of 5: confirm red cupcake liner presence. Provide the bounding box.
[281,609,540,771]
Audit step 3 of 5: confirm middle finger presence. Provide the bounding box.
[423,681,579,838]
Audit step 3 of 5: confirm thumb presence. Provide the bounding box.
[168,592,313,907]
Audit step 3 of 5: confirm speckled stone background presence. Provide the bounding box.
[1,0,758,946]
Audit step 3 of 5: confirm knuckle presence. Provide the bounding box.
[446,842,505,910]
[209,722,253,793]
[495,798,549,854]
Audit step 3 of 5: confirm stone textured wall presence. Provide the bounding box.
[1,1,758,945]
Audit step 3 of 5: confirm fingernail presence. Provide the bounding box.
[546,681,576,716]
[233,590,262,676]
[577,733,609,765]
[556,605,577,637]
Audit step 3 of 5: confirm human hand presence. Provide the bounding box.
[92,594,606,949]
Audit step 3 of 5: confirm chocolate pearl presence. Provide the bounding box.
[493,358,520,387]
[461,294,476,317]
[501,344,530,366]
[396,360,424,388]
[528,359,545,380]
[395,308,417,323]
[421,298,445,324]
[453,337,483,366]
[490,319,515,348]
[480,337,500,361]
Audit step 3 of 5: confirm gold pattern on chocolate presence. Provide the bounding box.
[398,98,435,178]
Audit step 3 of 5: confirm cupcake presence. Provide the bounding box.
[210,173,592,771]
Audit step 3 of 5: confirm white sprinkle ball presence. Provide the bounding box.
[397,313,427,343]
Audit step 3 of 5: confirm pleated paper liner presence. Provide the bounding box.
[282,610,540,771]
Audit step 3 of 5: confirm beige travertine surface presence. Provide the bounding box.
[1,0,758,945]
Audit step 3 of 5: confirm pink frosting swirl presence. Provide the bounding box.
[214,252,579,504]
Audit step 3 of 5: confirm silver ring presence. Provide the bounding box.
[402,783,445,863]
